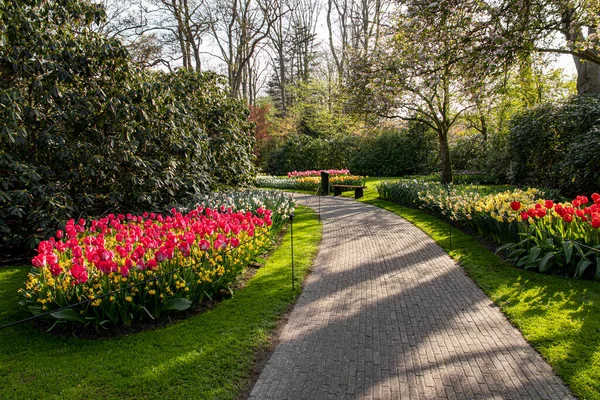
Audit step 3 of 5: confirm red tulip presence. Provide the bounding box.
[510,201,521,211]
[520,212,529,221]
[70,264,88,284]
[49,263,62,277]
[155,249,167,263]
[147,259,157,270]
[32,254,47,268]
[544,200,554,209]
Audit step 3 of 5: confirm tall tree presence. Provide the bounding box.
[151,0,210,71]
[207,0,281,99]
[347,1,488,183]
[326,0,391,80]
[266,0,293,113]
[93,0,164,68]
[413,0,600,94]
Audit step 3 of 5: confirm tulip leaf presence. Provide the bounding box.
[528,246,541,261]
[538,253,554,272]
[563,241,573,264]
[575,258,593,279]
[517,256,529,267]
[51,309,87,323]
[140,306,155,319]
[165,298,193,311]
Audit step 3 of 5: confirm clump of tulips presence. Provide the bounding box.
[499,194,600,278]
[294,175,367,191]
[287,169,350,177]
[255,171,366,192]
[20,197,289,328]
[377,179,600,278]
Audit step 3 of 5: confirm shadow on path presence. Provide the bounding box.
[249,195,573,400]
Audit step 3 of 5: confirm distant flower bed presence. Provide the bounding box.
[287,169,350,177]
[256,171,366,192]
[20,190,295,328]
[255,176,297,190]
[378,179,600,278]
[294,175,366,191]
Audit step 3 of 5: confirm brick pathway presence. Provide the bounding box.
[249,195,573,399]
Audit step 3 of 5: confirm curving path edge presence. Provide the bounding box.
[249,194,573,399]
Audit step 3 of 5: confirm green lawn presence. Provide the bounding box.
[0,209,321,399]
[345,177,600,400]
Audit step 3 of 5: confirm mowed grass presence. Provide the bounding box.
[345,177,600,399]
[0,209,321,400]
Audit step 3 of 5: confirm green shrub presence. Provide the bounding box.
[449,133,486,172]
[506,94,600,196]
[0,0,255,249]
[263,123,437,177]
[349,125,437,176]
[265,135,355,175]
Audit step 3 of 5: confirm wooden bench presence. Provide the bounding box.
[331,184,367,199]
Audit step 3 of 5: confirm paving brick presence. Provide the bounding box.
[248,195,573,399]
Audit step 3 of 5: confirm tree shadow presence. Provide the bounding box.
[250,195,574,399]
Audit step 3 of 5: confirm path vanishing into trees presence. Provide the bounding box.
[249,194,572,399]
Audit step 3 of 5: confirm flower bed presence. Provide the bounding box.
[256,172,366,192]
[255,176,297,190]
[20,191,295,328]
[190,189,295,231]
[287,169,350,177]
[294,175,366,191]
[378,180,600,278]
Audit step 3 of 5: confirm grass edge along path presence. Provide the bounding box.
[0,208,321,400]
[352,183,599,400]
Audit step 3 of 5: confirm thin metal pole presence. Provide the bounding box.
[290,213,295,290]
[446,184,452,251]
[318,186,321,221]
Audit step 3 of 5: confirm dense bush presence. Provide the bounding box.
[349,126,437,176]
[265,135,356,175]
[507,95,600,196]
[0,0,255,249]
[263,123,437,177]
[449,133,486,172]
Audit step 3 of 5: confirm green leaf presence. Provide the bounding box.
[51,309,86,323]
[575,259,593,279]
[508,248,526,260]
[165,298,193,311]
[539,253,554,273]
[527,247,541,263]
[563,241,573,264]
[517,257,530,267]
[573,242,585,258]
[496,242,515,253]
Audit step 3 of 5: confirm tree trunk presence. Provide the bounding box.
[438,129,452,184]
[574,56,600,94]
